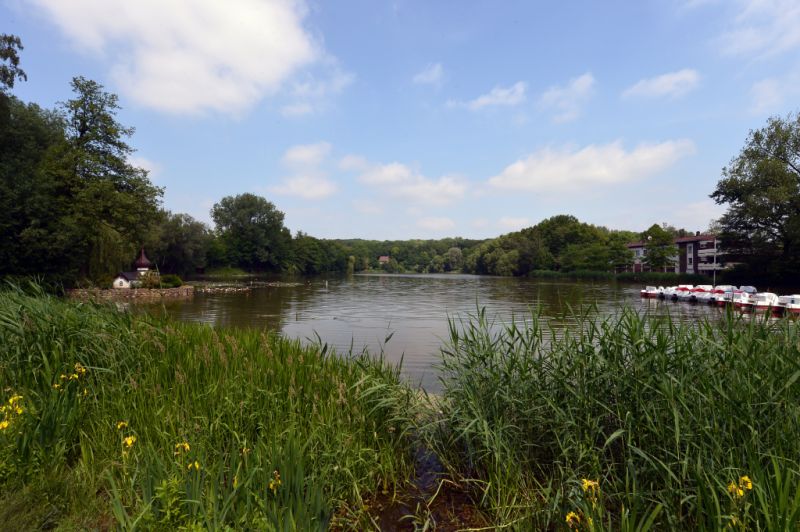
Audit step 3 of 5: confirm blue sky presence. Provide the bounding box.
[3,0,799,239]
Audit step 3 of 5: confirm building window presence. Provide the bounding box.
[688,257,693,266]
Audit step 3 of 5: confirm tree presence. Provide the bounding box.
[58,77,163,280]
[146,211,212,276]
[211,193,291,271]
[642,224,676,271]
[0,34,26,93]
[711,112,800,278]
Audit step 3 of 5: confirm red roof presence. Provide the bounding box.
[135,247,152,269]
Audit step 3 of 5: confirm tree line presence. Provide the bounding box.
[2,34,798,285]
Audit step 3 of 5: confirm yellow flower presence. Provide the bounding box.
[8,395,22,405]
[728,481,744,498]
[60,374,67,380]
[74,362,87,375]
[739,475,753,491]
[69,373,79,381]
[0,420,9,430]
[566,511,581,529]
[123,435,136,448]
[581,478,599,495]
[116,421,128,430]
[233,475,239,489]
[187,460,201,471]
[241,447,251,455]
[174,442,190,454]
[269,470,282,493]
[13,406,23,415]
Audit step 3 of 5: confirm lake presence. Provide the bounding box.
[154,274,734,390]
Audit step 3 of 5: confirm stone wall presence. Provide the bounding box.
[67,286,194,303]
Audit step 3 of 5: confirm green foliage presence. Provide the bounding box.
[428,307,800,529]
[0,34,26,92]
[0,77,162,285]
[642,223,677,271]
[711,111,800,282]
[616,271,711,284]
[0,285,414,529]
[211,193,291,272]
[158,274,183,288]
[145,211,212,276]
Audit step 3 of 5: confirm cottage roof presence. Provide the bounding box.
[674,234,716,243]
[116,272,139,281]
[135,247,152,269]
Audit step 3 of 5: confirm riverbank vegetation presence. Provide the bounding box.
[428,307,800,529]
[0,285,415,529]
[3,286,800,529]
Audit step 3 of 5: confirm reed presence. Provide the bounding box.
[0,283,414,529]
[426,306,800,529]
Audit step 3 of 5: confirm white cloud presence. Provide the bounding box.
[717,0,800,58]
[271,175,337,199]
[29,0,323,115]
[622,69,700,99]
[498,217,530,230]
[282,142,332,168]
[352,199,383,215]
[413,63,444,87]
[128,155,161,177]
[449,82,527,110]
[338,155,370,172]
[347,159,467,205]
[488,140,695,193]
[359,162,415,185]
[538,72,595,123]
[271,141,336,199]
[417,217,456,232]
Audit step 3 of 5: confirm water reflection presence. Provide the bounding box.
[153,274,735,391]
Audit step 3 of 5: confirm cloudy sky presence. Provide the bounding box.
[3,0,799,239]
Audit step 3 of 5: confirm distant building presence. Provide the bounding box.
[674,233,723,276]
[113,248,155,289]
[626,233,724,275]
[378,255,390,265]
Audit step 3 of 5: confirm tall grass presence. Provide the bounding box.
[0,283,414,529]
[427,307,800,529]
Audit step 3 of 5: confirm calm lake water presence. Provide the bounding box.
[154,274,734,391]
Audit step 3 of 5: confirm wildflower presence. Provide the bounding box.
[728,480,744,498]
[233,475,239,489]
[581,478,599,495]
[0,420,9,430]
[739,475,753,491]
[174,442,190,454]
[566,511,581,529]
[82,388,88,397]
[123,435,136,448]
[241,446,251,456]
[74,362,87,375]
[52,383,61,390]
[269,470,282,494]
[60,374,67,380]
[69,373,79,381]
[8,395,22,406]
[187,460,201,471]
[13,405,23,415]
[116,421,128,430]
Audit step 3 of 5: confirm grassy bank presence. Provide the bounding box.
[427,307,800,529]
[0,284,414,530]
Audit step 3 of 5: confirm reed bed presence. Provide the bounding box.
[0,283,414,530]
[427,307,800,530]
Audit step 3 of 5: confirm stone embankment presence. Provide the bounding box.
[67,286,194,303]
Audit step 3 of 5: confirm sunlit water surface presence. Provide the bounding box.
[149,274,742,391]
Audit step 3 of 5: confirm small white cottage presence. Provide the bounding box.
[112,248,153,289]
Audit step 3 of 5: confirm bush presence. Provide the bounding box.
[158,274,183,288]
